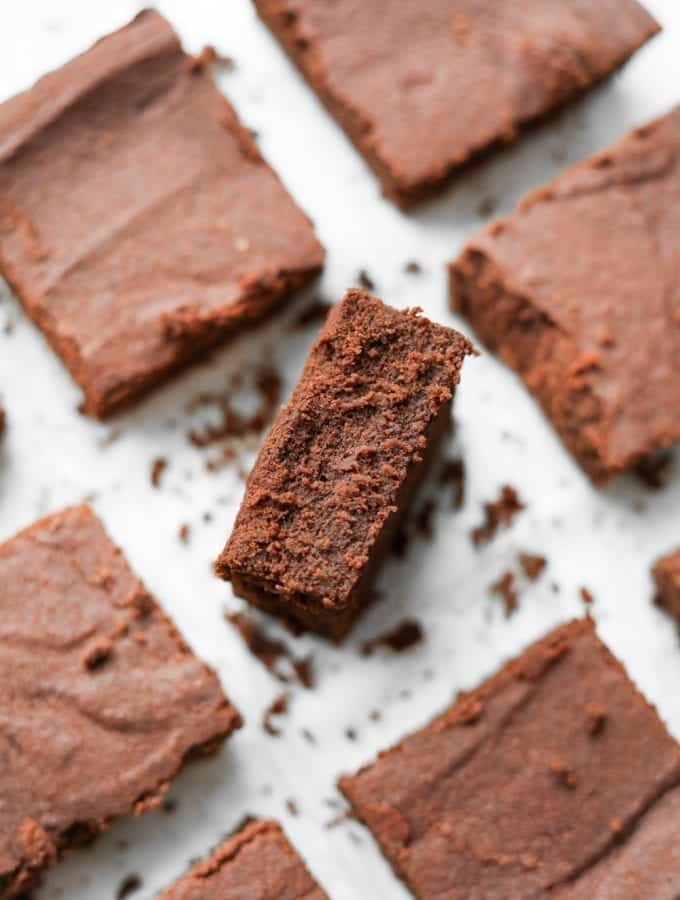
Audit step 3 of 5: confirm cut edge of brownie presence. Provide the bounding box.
[253,0,660,209]
[0,505,243,900]
[216,289,474,641]
[653,547,680,623]
[338,618,680,895]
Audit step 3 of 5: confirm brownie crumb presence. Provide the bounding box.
[345,727,358,741]
[116,874,142,899]
[477,196,498,218]
[82,638,113,671]
[150,457,168,488]
[585,701,607,736]
[286,798,299,816]
[548,756,577,789]
[580,587,594,607]
[263,692,290,736]
[368,709,382,722]
[404,260,422,275]
[490,571,518,617]
[292,297,333,330]
[178,523,191,544]
[361,619,424,656]
[634,451,674,491]
[161,798,178,814]
[519,553,547,581]
[301,728,317,745]
[357,269,375,291]
[438,457,465,509]
[226,611,312,687]
[472,485,525,545]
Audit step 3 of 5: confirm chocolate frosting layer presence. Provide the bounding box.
[255,0,659,206]
[0,10,324,416]
[340,620,680,899]
[452,107,680,482]
[0,505,241,898]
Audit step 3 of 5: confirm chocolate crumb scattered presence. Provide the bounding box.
[263,692,290,736]
[150,457,167,488]
[404,260,422,274]
[580,587,594,607]
[178,523,190,544]
[490,571,518,617]
[472,485,525,545]
[292,297,333,330]
[286,798,299,816]
[477,196,498,218]
[634,451,673,491]
[161,798,178,814]
[361,619,424,656]
[357,269,375,291]
[227,611,312,687]
[301,728,317,745]
[519,553,547,581]
[82,638,113,671]
[585,702,607,736]
[345,727,357,741]
[117,874,142,899]
[548,756,577,789]
[438,458,465,509]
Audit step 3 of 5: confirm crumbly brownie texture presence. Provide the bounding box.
[340,619,680,899]
[451,106,680,484]
[0,10,324,418]
[653,547,680,623]
[160,820,327,899]
[254,0,659,208]
[0,506,241,899]
[217,289,473,640]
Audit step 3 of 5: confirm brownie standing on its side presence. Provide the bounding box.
[653,547,680,624]
[217,290,473,640]
[0,506,241,899]
[254,0,659,208]
[160,820,327,899]
[451,107,680,484]
[340,619,680,899]
[0,10,324,418]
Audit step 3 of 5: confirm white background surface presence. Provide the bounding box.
[1,2,679,897]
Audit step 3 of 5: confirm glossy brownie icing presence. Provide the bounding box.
[161,820,327,899]
[0,10,324,417]
[451,107,680,483]
[255,0,659,207]
[217,289,473,639]
[340,619,680,899]
[0,506,241,898]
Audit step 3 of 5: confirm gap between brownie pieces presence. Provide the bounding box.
[449,247,680,485]
[220,398,454,642]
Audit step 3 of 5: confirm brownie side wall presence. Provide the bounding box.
[229,398,452,640]
[449,248,616,484]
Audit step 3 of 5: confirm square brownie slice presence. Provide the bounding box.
[653,546,680,624]
[160,820,327,899]
[340,619,680,899]
[0,10,324,417]
[0,505,241,899]
[216,289,473,640]
[254,0,659,208]
[451,107,680,484]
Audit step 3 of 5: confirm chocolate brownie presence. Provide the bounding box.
[160,820,327,899]
[254,0,659,208]
[217,289,473,640]
[0,505,241,898]
[340,619,680,899]
[0,10,324,418]
[451,107,680,484]
[653,546,680,624]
